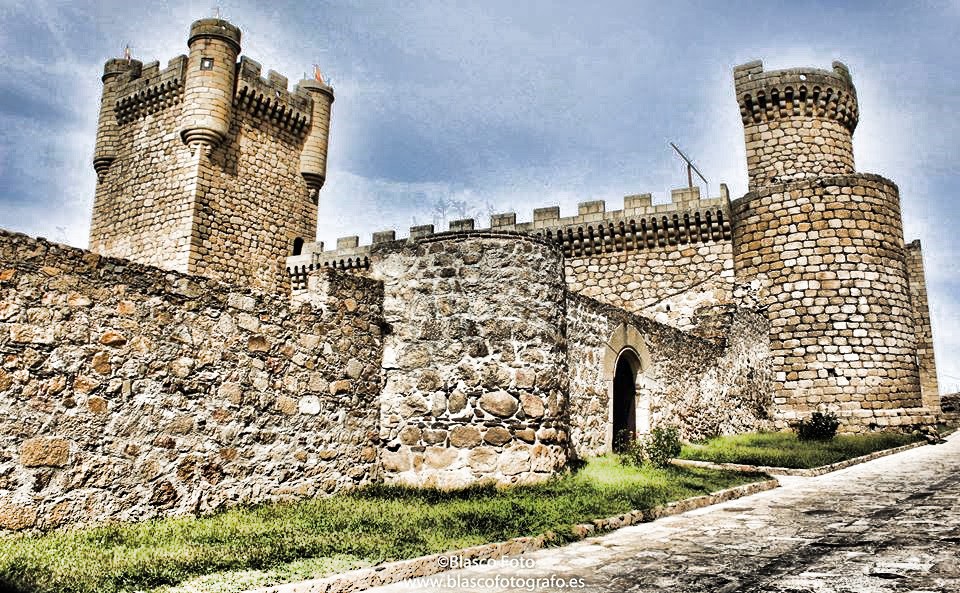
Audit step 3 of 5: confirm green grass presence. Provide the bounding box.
[680,430,922,469]
[0,457,762,593]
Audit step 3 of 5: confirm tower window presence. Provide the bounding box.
[200,58,214,71]
[292,238,304,256]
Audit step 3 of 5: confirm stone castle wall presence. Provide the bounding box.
[372,232,569,487]
[905,241,940,410]
[0,230,384,531]
[288,187,738,331]
[734,61,858,190]
[566,295,773,455]
[90,19,329,292]
[89,59,196,274]
[731,175,935,429]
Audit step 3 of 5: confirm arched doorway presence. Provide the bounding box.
[292,237,305,256]
[612,349,641,452]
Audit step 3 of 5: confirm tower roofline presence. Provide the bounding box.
[187,18,242,52]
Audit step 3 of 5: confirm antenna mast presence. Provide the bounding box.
[669,142,708,193]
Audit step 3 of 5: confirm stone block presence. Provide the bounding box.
[21,437,71,467]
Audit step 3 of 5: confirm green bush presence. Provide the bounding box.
[796,410,840,441]
[646,426,682,466]
[620,426,682,468]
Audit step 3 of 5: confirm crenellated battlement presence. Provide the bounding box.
[734,60,859,133]
[286,185,732,286]
[234,57,315,135]
[91,17,334,292]
[735,59,859,190]
[114,56,187,124]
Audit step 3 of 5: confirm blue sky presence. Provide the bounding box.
[1,0,958,391]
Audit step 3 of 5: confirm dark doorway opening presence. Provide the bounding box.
[612,350,639,452]
[292,237,305,256]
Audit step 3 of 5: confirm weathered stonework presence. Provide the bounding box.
[0,17,947,531]
[89,19,332,291]
[289,58,941,434]
[905,240,939,409]
[0,230,382,530]
[566,294,773,456]
[371,232,569,488]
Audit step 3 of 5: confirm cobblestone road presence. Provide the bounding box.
[369,432,960,593]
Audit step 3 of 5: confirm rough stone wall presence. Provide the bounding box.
[89,86,197,273]
[564,299,611,457]
[0,230,383,532]
[566,241,734,330]
[732,175,930,429]
[941,393,960,414]
[373,232,568,488]
[740,115,854,190]
[905,240,940,410]
[185,107,317,290]
[566,293,773,452]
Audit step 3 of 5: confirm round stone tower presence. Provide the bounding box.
[93,58,141,181]
[734,60,858,190]
[731,60,922,429]
[373,231,569,487]
[180,18,241,150]
[298,78,335,200]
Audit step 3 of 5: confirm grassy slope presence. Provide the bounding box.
[0,457,762,593]
[680,431,921,469]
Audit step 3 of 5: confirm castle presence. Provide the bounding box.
[0,18,943,530]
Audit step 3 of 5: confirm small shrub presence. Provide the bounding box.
[619,426,682,468]
[618,431,646,467]
[645,426,682,467]
[796,410,840,441]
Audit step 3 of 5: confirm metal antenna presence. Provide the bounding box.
[670,142,708,193]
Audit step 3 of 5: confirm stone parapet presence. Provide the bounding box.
[286,185,732,282]
[113,56,187,125]
[735,59,858,190]
[235,57,314,136]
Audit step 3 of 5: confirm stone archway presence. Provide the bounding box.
[604,322,652,452]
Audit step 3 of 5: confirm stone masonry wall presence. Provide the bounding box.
[290,188,737,331]
[566,293,773,454]
[373,232,568,488]
[731,175,932,430]
[905,240,940,410]
[566,240,734,331]
[186,107,317,290]
[0,230,383,532]
[89,91,197,273]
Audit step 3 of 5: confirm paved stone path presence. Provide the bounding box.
[368,433,960,592]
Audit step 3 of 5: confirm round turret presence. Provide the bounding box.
[180,18,241,149]
[734,60,859,190]
[93,58,142,180]
[731,60,922,428]
[298,79,335,197]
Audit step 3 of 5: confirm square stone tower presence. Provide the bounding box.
[89,18,333,290]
